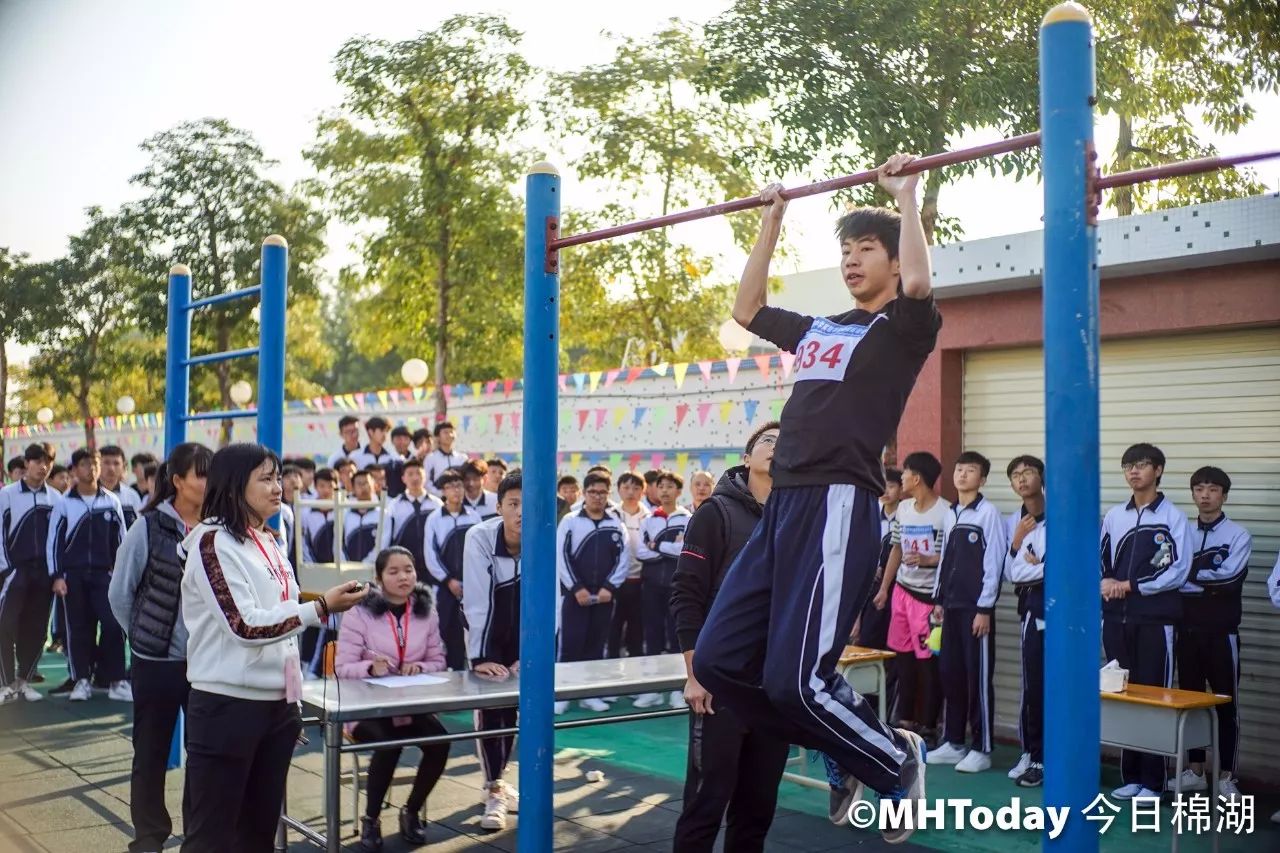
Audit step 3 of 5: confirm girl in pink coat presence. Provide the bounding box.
[335,546,450,850]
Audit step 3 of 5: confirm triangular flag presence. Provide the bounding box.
[723,453,738,469]
[699,452,712,470]
[770,399,785,419]
[588,371,602,393]
[650,452,664,469]
[442,385,452,401]
[604,368,620,389]
[377,390,390,407]
[718,400,734,423]
[577,409,590,430]
[495,413,504,433]
[612,407,626,427]
[672,362,690,388]
[503,379,515,397]
[653,405,669,425]
[753,354,772,378]
[471,382,482,398]
[744,399,760,424]
[557,452,565,468]
[609,452,623,469]
[629,453,643,470]
[485,380,498,395]
[625,366,644,385]
[725,357,741,384]
[779,352,796,378]
[676,452,689,473]
[510,412,520,432]
[572,373,587,393]
[633,407,648,428]
[570,452,582,469]
[697,402,713,426]
[675,403,690,428]
[650,362,669,377]
[462,415,473,432]
[594,408,608,430]
[559,375,569,392]
[697,360,713,384]
[412,387,423,402]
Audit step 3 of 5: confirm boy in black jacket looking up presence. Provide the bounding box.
[669,421,788,853]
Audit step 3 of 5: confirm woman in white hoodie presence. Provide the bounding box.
[180,443,366,853]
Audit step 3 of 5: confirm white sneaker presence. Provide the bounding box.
[1112,783,1143,800]
[498,781,518,813]
[580,697,610,712]
[668,690,687,710]
[600,696,618,703]
[926,742,968,765]
[955,750,992,773]
[632,692,664,709]
[480,786,508,831]
[880,728,927,845]
[1167,767,1206,793]
[553,701,569,715]
[69,679,93,701]
[1217,777,1241,800]
[0,686,17,705]
[12,680,41,702]
[1135,787,1161,800]
[107,681,134,702]
[1270,807,1279,825]
[1008,752,1031,779]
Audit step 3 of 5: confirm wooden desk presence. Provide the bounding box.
[1101,684,1231,853]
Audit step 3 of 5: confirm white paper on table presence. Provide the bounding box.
[363,674,450,688]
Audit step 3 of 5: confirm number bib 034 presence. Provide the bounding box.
[792,315,885,383]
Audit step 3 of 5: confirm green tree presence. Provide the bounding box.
[550,20,771,366]
[0,247,44,455]
[129,119,332,442]
[307,14,533,415]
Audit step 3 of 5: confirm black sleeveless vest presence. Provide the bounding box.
[129,511,186,658]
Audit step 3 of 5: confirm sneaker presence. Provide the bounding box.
[30,673,44,683]
[50,678,75,695]
[69,679,93,701]
[1270,808,1279,825]
[107,681,134,702]
[13,680,42,702]
[880,728,927,845]
[359,815,383,851]
[498,781,519,813]
[580,697,610,712]
[1008,752,1031,779]
[668,690,687,709]
[633,692,664,709]
[480,787,508,831]
[1015,763,1044,788]
[600,696,618,703]
[827,774,865,826]
[1112,783,1143,800]
[1217,777,1241,800]
[398,806,427,843]
[1166,767,1207,793]
[955,750,992,773]
[1135,787,1161,800]
[0,686,16,705]
[926,742,967,765]
[553,701,569,715]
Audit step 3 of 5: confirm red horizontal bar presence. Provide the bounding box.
[1097,149,1280,190]
[551,132,1042,250]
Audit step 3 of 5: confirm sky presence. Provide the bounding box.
[3,0,1278,369]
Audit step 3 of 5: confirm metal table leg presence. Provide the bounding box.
[275,775,288,852]
[1208,707,1220,853]
[324,719,342,853]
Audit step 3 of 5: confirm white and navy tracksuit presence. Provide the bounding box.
[1176,513,1251,774]
[425,505,482,670]
[351,444,401,496]
[635,507,690,655]
[328,444,361,469]
[464,490,499,521]
[556,510,629,663]
[342,507,383,565]
[463,517,520,782]
[0,481,61,686]
[933,494,1005,753]
[424,449,468,498]
[110,483,143,529]
[1005,506,1047,765]
[381,491,443,577]
[303,506,336,564]
[693,294,941,796]
[47,488,127,683]
[1100,492,1193,791]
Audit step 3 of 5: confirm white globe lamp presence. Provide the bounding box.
[401,358,430,387]
[36,407,54,425]
[717,319,754,352]
[116,395,136,415]
[230,381,254,406]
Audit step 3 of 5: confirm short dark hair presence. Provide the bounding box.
[954,451,991,479]
[412,428,432,444]
[902,451,942,489]
[433,421,455,437]
[281,464,302,479]
[1122,443,1166,485]
[315,468,336,484]
[144,442,213,513]
[402,458,423,471]
[1006,454,1045,481]
[486,457,507,473]
[365,416,389,431]
[617,471,644,489]
[293,456,316,472]
[70,448,100,468]
[643,469,661,485]
[49,464,67,479]
[365,463,384,474]
[583,471,611,492]
[338,415,359,430]
[201,443,281,542]
[142,462,159,480]
[1190,466,1231,495]
[352,470,373,485]
[7,456,26,474]
[586,464,612,477]
[744,420,781,456]
[557,475,578,489]
[99,444,126,461]
[334,458,356,473]
[835,207,902,260]
[884,466,903,487]
[497,468,522,504]
[656,469,684,489]
[390,425,411,439]
[374,546,415,580]
[130,452,156,468]
[24,442,54,462]
[461,459,489,479]
[435,467,463,489]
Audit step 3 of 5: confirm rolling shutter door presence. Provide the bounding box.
[962,327,1280,783]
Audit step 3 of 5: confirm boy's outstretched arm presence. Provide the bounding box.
[877,154,932,299]
[732,183,787,328]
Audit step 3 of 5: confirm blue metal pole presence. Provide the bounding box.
[519,162,560,853]
[1040,5,1099,852]
[164,264,192,456]
[258,235,289,533]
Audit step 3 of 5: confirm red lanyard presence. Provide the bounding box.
[386,609,411,670]
[248,528,290,602]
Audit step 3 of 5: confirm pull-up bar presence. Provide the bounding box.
[1097,148,1280,190]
